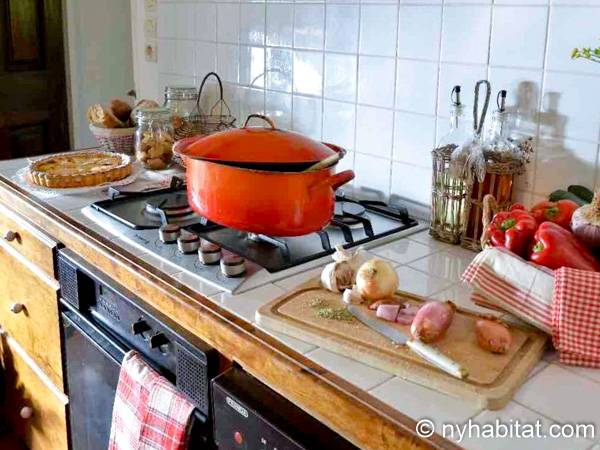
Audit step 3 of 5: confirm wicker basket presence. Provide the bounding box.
[197,72,236,136]
[90,125,135,155]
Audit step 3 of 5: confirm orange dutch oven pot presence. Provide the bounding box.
[176,114,355,236]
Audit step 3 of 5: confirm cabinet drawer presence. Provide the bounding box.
[0,203,58,279]
[0,334,68,450]
[0,244,62,389]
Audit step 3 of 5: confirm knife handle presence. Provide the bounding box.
[407,339,469,380]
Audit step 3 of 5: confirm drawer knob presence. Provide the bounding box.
[10,303,25,314]
[4,230,18,242]
[20,406,33,419]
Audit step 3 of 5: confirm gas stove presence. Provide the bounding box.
[82,178,425,293]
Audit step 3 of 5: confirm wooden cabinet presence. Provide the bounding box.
[0,203,57,278]
[0,334,68,450]
[0,204,67,450]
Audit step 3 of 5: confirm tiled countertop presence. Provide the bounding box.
[2,158,600,449]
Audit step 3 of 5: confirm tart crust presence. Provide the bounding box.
[28,151,133,188]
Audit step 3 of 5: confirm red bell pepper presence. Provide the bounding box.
[486,209,538,257]
[529,222,600,272]
[530,199,579,229]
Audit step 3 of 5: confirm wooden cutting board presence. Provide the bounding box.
[256,278,548,410]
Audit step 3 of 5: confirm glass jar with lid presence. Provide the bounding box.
[163,85,202,140]
[134,107,174,170]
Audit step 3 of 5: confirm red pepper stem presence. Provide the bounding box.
[545,207,559,219]
[500,218,516,231]
[533,242,544,253]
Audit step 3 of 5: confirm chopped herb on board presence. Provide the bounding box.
[308,297,353,322]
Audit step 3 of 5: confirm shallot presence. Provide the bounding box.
[342,286,364,305]
[571,192,600,249]
[475,318,512,354]
[376,304,401,322]
[355,258,399,301]
[410,301,456,343]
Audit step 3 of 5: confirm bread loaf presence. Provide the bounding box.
[87,104,126,128]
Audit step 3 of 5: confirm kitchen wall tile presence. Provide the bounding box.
[239,46,265,87]
[496,0,547,3]
[322,100,355,150]
[355,105,394,159]
[441,6,491,65]
[353,153,391,197]
[177,3,196,40]
[158,38,176,74]
[325,5,359,54]
[265,90,292,129]
[359,5,397,57]
[217,4,240,44]
[195,3,217,42]
[217,44,240,83]
[437,63,488,117]
[240,3,266,46]
[397,6,442,62]
[305,349,393,390]
[395,59,438,116]
[546,6,600,76]
[490,6,548,70]
[194,42,217,79]
[357,56,395,108]
[534,137,598,195]
[393,112,436,168]
[294,4,325,50]
[391,162,431,205]
[324,53,357,101]
[542,71,600,143]
[158,2,176,39]
[266,47,293,92]
[292,95,322,140]
[177,40,196,77]
[266,3,294,47]
[293,50,323,96]
[238,86,265,119]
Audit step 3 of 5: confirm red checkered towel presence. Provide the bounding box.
[108,351,195,450]
[553,268,600,368]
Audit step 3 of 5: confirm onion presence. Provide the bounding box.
[355,259,399,301]
[571,192,600,249]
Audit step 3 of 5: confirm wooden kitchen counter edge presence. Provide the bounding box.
[0,177,459,450]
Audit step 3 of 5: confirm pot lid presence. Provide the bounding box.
[183,114,337,164]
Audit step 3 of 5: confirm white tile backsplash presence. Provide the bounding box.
[151,1,600,206]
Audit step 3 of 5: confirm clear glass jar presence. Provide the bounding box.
[484,90,517,157]
[164,85,201,140]
[134,107,174,170]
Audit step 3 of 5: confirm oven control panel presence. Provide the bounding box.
[212,367,359,450]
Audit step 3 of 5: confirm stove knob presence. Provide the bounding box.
[220,255,246,278]
[198,240,222,265]
[159,224,181,244]
[131,319,151,336]
[149,332,169,350]
[177,233,200,254]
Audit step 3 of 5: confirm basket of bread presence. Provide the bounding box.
[88,98,159,154]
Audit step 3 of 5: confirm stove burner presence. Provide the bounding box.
[145,193,192,218]
[332,201,368,229]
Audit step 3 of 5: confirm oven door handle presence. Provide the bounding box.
[61,299,129,365]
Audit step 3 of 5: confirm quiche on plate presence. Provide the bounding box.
[28,151,133,188]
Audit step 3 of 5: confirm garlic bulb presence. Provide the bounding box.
[321,260,355,292]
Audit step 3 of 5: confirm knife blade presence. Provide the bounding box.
[347,304,468,380]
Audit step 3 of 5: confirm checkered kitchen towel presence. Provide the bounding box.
[108,351,195,450]
[553,268,600,368]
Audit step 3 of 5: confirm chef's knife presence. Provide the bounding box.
[346,304,468,380]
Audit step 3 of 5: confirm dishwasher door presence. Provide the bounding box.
[62,303,127,450]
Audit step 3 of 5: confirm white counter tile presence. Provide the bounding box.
[408,251,472,283]
[514,364,600,437]
[212,284,286,323]
[408,230,454,252]
[432,283,502,317]
[369,376,480,425]
[274,267,323,291]
[396,265,453,297]
[305,348,393,390]
[372,239,439,265]
[458,402,593,450]
[262,330,317,355]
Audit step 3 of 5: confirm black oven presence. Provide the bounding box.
[58,249,219,450]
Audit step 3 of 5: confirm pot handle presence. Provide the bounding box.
[243,114,277,130]
[310,170,355,193]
